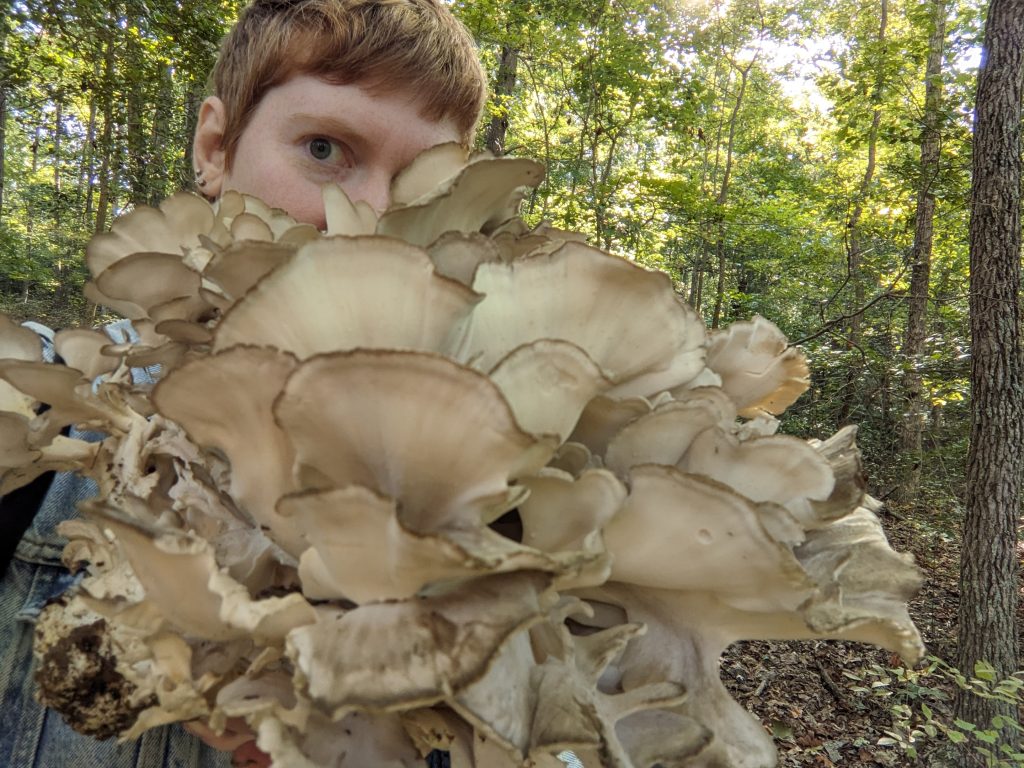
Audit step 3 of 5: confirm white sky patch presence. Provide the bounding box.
[760,35,840,115]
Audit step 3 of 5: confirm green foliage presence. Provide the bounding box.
[0,0,987,515]
[844,657,1024,767]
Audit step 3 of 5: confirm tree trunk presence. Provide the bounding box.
[53,97,65,301]
[94,34,116,234]
[0,15,8,222]
[837,0,888,426]
[147,64,174,204]
[710,60,753,329]
[82,70,98,222]
[484,43,519,156]
[180,76,205,189]
[0,77,6,223]
[126,73,148,206]
[897,0,946,505]
[955,0,1024,757]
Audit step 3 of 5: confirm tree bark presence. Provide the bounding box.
[0,14,8,222]
[0,76,6,223]
[82,67,98,223]
[837,0,888,426]
[483,43,519,157]
[94,32,116,234]
[897,0,946,505]
[955,0,1024,756]
[710,59,753,329]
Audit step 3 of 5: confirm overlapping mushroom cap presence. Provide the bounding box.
[0,143,922,768]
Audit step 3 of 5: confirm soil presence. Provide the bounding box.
[722,508,1014,767]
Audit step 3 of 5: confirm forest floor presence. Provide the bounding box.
[723,508,1020,767]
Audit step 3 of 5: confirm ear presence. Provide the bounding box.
[193,96,229,198]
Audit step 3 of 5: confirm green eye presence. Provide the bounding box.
[309,138,333,160]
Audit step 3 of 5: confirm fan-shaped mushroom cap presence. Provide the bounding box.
[287,572,551,713]
[517,468,624,554]
[0,315,43,362]
[94,252,203,319]
[460,242,705,394]
[604,465,810,607]
[0,317,46,417]
[86,192,214,278]
[213,237,480,359]
[276,351,555,531]
[377,155,544,247]
[488,340,609,442]
[426,232,502,285]
[603,390,735,478]
[281,484,589,603]
[389,142,470,207]
[54,329,121,380]
[202,240,298,303]
[703,315,809,417]
[0,360,121,434]
[88,504,315,642]
[680,428,835,527]
[152,346,303,555]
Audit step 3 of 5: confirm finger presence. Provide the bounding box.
[183,720,254,752]
[232,739,272,768]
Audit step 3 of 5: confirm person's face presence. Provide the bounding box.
[193,74,461,229]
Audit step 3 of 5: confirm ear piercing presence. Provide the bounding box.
[195,168,207,187]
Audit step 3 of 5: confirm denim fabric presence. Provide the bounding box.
[0,546,231,768]
[0,320,228,767]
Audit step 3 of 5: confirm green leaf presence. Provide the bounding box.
[974,661,997,682]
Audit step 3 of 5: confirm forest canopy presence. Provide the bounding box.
[0,1,984,495]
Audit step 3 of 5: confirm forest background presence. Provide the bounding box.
[0,0,1021,765]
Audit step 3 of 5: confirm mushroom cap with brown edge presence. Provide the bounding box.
[212,236,481,360]
[201,240,298,304]
[377,155,545,247]
[93,252,203,318]
[702,315,810,417]
[388,141,470,208]
[458,242,706,396]
[274,349,556,533]
[54,329,121,380]
[279,484,593,604]
[151,345,304,556]
[86,192,215,278]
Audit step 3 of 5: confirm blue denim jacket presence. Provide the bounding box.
[0,321,230,767]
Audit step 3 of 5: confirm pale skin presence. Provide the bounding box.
[188,72,462,765]
[193,73,461,225]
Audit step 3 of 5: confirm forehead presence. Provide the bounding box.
[249,74,460,153]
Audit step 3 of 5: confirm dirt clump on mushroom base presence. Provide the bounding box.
[34,595,156,740]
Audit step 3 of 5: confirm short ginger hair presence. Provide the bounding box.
[211,0,487,167]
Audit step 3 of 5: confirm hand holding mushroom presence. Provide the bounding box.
[0,145,922,768]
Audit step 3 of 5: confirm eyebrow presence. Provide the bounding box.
[290,113,374,154]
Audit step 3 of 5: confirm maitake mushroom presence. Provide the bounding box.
[0,144,922,768]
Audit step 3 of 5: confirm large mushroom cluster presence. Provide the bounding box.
[0,145,921,768]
